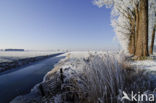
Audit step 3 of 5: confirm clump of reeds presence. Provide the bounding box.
[58,54,153,103]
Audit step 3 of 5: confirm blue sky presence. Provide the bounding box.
[0,0,118,50]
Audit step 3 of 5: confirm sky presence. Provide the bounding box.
[0,0,118,50]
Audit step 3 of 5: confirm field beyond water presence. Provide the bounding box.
[0,51,60,63]
[11,51,156,103]
[0,51,61,73]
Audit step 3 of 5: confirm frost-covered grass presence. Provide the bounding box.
[81,55,153,103]
[51,53,153,103]
[11,51,155,103]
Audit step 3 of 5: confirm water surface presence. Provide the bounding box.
[0,54,65,103]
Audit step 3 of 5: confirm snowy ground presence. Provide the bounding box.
[130,52,156,72]
[131,60,156,71]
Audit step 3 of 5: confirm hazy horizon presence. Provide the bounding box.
[0,0,119,50]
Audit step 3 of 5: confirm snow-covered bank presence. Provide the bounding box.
[0,51,60,63]
[11,51,156,103]
[131,60,156,71]
[0,53,63,73]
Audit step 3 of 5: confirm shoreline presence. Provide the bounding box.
[0,53,63,74]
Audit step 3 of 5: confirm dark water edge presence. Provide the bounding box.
[0,54,65,103]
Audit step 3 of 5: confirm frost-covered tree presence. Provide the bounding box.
[94,0,133,53]
[94,0,151,58]
[149,0,156,54]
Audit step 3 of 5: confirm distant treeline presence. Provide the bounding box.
[5,49,24,51]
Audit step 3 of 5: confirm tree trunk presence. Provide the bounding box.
[135,0,149,58]
[150,25,156,54]
[135,7,139,55]
[128,18,136,55]
[128,34,135,54]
